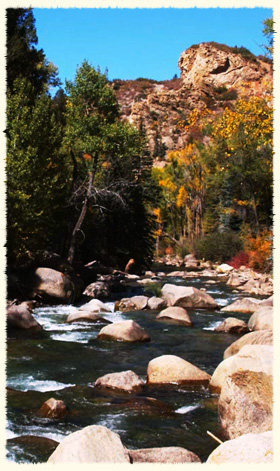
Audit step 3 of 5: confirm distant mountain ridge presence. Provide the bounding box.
[113,42,273,160]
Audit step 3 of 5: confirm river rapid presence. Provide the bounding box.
[6,270,255,463]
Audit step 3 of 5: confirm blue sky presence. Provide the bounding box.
[33,7,273,91]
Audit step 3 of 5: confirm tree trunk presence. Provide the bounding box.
[67,170,94,264]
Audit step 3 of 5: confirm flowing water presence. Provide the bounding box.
[6,272,255,463]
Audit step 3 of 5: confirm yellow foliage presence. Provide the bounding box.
[176,186,189,208]
[244,229,273,271]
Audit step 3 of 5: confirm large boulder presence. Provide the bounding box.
[214,317,249,334]
[130,295,149,310]
[237,276,273,296]
[66,311,111,324]
[161,284,218,310]
[156,306,192,326]
[147,297,167,310]
[115,296,149,311]
[147,355,211,387]
[224,330,273,359]
[98,320,150,342]
[7,435,59,463]
[32,267,75,304]
[210,345,273,393]
[78,299,111,313]
[221,297,261,313]
[7,302,42,331]
[218,370,273,439]
[115,298,137,311]
[226,272,248,287]
[260,295,273,306]
[39,398,67,419]
[95,370,145,394]
[216,263,234,273]
[83,281,110,299]
[47,425,130,463]
[248,306,273,331]
[206,431,273,463]
[129,447,201,463]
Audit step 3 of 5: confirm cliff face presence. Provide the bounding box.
[114,42,272,160]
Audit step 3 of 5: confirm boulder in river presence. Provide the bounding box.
[83,281,111,299]
[78,298,111,313]
[156,306,192,326]
[147,296,167,310]
[66,311,111,324]
[7,435,59,463]
[216,263,234,273]
[39,398,67,419]
[224,330,273,359]
[47,425,130,463]
[206,431,273,463]
[218,370,273,439]
[210,344,273,393]
[161,283,218,310]
[7,301,42,331]
[226,272,248,287]
[129,446,201,463]
[31,267,75,304]
[259,295,273,306]
[114,298,137,311]
[248,306,273,331]
[221,297,261,313]
[95,370,145,394]
[214,317,249,334]
[130,295,149,310]
[98,320,150,342]
[147,354,211,387]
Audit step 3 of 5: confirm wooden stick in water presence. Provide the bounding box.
[207,430,223,444]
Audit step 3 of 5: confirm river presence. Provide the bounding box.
[6,270,254,463]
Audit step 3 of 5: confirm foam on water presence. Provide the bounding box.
[175,403,201,414]
[50,331,97,343]
[203,321,222,331]
[96,412,127,434]
[7,374,75,392]
[214,297,237,307]
[102,310,127,323]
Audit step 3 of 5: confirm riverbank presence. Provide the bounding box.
[6,258,273,463]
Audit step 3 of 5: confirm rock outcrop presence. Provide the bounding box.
[179,42,270,89]
[114,43,272,158]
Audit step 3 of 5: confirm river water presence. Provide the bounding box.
[6,272,254,463]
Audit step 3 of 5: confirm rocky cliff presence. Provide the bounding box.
[113,42,272,161]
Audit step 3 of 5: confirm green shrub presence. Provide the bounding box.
[194,231,243,263]
[144,282,162,297]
